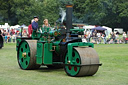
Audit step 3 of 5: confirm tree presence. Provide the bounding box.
[40,0,60,26]
[73,0,128,31]
[0,0,128,31]
[10,0,60,26]
[0,0,15,25]
[11,0,42,25]
[99,0,128,31]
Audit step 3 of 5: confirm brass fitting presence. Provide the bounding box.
[22,52,27,58]
[68,60,71,64]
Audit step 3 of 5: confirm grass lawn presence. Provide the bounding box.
[0,43,128,85]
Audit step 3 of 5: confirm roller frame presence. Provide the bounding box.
[64,63,102,67]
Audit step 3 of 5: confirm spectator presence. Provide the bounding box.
[16,32,20,37]
[115,33,119,44]
[19,27,23,37]
[92,30,97,43]
[12,33,16,42]
[4,34,7,43]
[109,32,115,44]
[86,31,91,42]
[10,28,15,36]
[22,29,27,37]
[97,32,101,44]
[102,31,106,44]
[7,33,11,42]
[123,32,127,43]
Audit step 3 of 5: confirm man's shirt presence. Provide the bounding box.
[32,21,38,30]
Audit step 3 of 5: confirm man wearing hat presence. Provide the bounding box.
[31,16,39,38]
[32,16,39,30]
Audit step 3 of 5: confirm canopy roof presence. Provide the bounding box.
[91,26,107,31]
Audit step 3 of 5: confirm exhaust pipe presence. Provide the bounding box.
[66,4,73,41]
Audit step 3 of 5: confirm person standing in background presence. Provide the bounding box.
[123,32,127,43]
[28,19,34,37]
[12,33,16,42]
[86,31,91,42]
[4,34,7,43]
[102,31,106,44]
[22,29,27,37]
[92,30,97,43]
[19,27,23,37]
[7,33,11,42]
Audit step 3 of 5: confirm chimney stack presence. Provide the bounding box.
[66,4,73,40]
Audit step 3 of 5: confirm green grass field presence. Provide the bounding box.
[0,43,128,85]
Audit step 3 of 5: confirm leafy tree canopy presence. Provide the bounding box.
[0,0,128,31]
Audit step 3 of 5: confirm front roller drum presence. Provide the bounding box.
[64,47,100,77]
[17,40,40,70]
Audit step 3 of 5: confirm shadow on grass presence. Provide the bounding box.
[36,66,64,73]
[36,66,97,78]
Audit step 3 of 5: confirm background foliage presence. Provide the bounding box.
[0,0,128,31]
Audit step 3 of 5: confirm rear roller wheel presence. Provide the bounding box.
[64,47,99,77]
[0,35,3,49]
[17,40,40,70]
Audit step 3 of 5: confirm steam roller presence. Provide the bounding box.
[16,4,101,77]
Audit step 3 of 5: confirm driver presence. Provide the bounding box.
[32,16,39,30]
